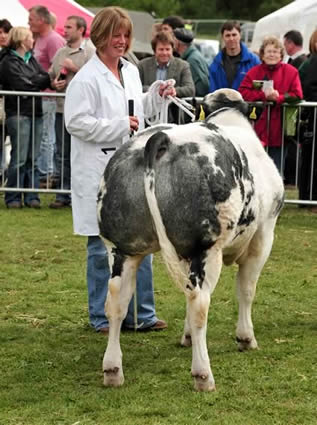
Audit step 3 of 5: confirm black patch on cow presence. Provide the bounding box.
[201,121,219,133]
[202,94,249,117]
[99,141,159,255]
[238,208,255,227]
[272,193,285,217]
[227,220,235,230]
[98,120,257,260]
[189,252,207,288]
[111,248,125,278]
[178,142,200,156]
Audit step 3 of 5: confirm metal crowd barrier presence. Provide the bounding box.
[0,90,316,206]
[181,97,317,207]
[0,90,68,195]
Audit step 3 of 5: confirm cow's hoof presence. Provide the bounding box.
[236,336,258,351]
[193,374,216,392]
[103,367,124,387]
[181,333,192,347]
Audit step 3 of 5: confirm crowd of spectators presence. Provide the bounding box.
[0,10,316,212]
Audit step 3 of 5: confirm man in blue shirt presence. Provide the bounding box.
[209,21,260,92]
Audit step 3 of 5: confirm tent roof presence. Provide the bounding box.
[0,0,94,37]
[251,0,317,53]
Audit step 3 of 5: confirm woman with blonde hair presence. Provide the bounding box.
[0,26,50,208]
[239,35,302,172]
[65,7,175,333]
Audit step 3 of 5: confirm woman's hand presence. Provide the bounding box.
[129,116,139,132]
[159,81,176,98]
[52,77,67,91]
[265,89,279,101]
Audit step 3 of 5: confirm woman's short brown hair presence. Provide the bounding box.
[258,36,284,61]
[7,26,32,50]
[90,7,132,53]
[309,29,317,54]
[151,31,175,52]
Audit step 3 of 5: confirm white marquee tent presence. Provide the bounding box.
[251,0,317,53]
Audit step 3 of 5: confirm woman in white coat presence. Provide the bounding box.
[64,7,175,333]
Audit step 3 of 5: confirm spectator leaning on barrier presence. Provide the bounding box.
[283,30,307,69]
[28,5,65,187]
[173,28,209,97]
[0,19,12,180]
[282,30,307,187]
[49,16,95,209]
[238,36,303,172]
[298,29,317,212]
[0,26,51,209]
[138,31,195,123]
[209,20,260,92]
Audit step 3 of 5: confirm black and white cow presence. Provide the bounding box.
[97,89,284,392]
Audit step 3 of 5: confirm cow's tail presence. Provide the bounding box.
[144,132,191,295]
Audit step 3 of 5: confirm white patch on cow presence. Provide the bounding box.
[97,177,107,223]
[144,167,197,295]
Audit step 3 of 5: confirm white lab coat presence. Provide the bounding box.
[64,54,161,235]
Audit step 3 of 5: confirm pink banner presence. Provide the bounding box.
[19,0,94,37]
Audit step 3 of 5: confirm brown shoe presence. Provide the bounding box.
[98,327,109,335]
[49,200,71,209]
[309,206,317,214]
[141,319,168,332]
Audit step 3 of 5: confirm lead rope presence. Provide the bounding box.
[145,79,196,125]
[145,95,196,125]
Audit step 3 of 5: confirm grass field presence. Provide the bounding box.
[0,194,316,425]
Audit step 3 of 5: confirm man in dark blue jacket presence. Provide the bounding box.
[209,21,260,92]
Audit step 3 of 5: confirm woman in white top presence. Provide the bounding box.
[65,7,175,333]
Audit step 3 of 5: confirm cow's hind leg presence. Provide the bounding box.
[102,250,143,387]
[235,221,276,351]
[185,248,223,392]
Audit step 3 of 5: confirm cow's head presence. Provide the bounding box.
[198,89,249,120]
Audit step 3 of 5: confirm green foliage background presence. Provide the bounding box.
[77,0,292,21]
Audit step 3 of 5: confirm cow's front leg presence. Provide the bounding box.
[186,248,222,392]
[102,253,141,387]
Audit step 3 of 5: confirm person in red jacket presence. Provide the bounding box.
[239,35,303,174]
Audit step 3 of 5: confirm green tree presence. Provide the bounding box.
[78,0,293,21]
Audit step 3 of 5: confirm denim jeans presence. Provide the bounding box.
[54,113,71,203]
[87,236,157,331]
[5,115,43,205]
[38,98,56,176]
